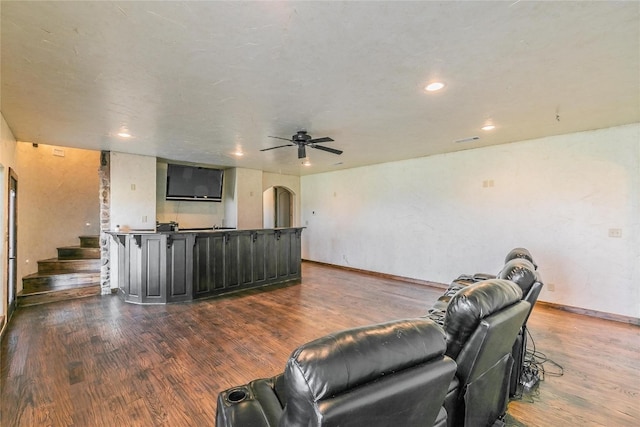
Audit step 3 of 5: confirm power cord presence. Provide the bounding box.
[511,326,564,401]
[524,327,564,381]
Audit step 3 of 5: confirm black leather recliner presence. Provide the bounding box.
[427,248,543,398]
[216,318,457,427]
[496,257,543,395]
[436,279,530,427]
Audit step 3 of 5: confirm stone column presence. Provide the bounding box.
[99,151,111,295]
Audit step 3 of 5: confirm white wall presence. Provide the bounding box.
[110,152,156,231]
[301,124,640,319]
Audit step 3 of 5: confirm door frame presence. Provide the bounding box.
[7,168,17,320]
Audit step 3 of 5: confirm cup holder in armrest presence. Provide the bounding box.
[226,387,249,404]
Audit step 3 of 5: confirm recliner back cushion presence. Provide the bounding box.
[497,258,538,295]
[504,247,537,269]
[280,318,447,426]
[443,279,522,359]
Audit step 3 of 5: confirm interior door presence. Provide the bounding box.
[275,188,291,228]
[7,169,17,318]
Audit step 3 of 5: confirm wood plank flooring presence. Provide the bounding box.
[1,262,639,426]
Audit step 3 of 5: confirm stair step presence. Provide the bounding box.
[37,258,101,274]
[18,284,101,307]
[79,235,100,248]
[57,246,100,260]
[22,271,100,293]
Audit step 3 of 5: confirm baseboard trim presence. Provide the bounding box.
[536,300,639,326]
[302,259,449,290]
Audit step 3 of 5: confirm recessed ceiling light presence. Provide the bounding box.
[302,160,311,167]
[234,151,244,157]
[481,124,496,131]
[116,126,132,138]
[425,82,445,92]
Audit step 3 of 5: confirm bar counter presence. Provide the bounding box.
[109,228,303,304]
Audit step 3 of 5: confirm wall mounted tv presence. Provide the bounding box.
[166,163,224,202]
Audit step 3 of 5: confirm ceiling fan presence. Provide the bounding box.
[260,130,343,159]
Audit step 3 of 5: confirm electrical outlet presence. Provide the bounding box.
[547,282,555,292]
[608,228,622,238]
[142,215,148,223]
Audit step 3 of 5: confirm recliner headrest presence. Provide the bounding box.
[283,318,446,403]
[497,258,538,295]
[444,279,523,359]
[504,247,537,269]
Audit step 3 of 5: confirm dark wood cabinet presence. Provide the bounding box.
[111,228,303,304]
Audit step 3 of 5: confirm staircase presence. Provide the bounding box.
[19,236,101,307]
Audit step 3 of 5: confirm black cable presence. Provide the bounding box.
[511,326,565,401]
[524,327,564,381]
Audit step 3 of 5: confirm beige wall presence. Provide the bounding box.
[223,167,268,229]
[0,114,18,322]
[236,168,263,229]
[15,142,100,288]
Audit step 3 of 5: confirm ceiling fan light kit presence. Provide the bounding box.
[261,131,343,159]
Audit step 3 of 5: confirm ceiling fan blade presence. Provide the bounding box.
[312,145,343,155]
[268,135,294,142]
[260,144,294,151]
[308,137,334,144]
[298,145,306,159]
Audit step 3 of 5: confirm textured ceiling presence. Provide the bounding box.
[1,1,639,176]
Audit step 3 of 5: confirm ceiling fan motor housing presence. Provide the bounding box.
[294,131,311,142]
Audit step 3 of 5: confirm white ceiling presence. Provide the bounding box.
[1,1,638,176]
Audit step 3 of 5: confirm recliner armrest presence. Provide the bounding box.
[216,378,284,427]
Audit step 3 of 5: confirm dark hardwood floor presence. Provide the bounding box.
[1,262,638,426]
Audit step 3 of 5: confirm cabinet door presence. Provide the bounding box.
[224,233,240,288]
[238,231,253,287]
[193,234,225,297]
[252,231,267,283]
[166,234,194,302]
[289,228,302,277]
[265,230,278,280]
[140,234,166,304]
[277,230,291,278]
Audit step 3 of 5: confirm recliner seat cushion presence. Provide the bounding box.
[443,279,523,359]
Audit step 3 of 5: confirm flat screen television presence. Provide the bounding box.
[166,163,224,202]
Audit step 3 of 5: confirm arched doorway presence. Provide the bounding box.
[263,186,294,228]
